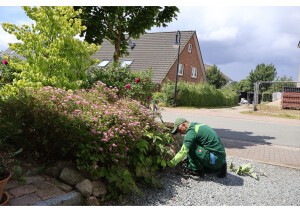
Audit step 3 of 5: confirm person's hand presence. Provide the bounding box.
[167,160,175,168]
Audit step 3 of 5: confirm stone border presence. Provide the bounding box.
[33,191,81,206]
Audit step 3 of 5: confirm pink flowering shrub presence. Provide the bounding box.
[0,81,173,199]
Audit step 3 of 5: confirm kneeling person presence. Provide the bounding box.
[168,118,227,178]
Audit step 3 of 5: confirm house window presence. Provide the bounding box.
[178,64,184,75]
[121,60,133,67]
[97,60,110,67]
[192,67,197,78]
[188,44,192,53]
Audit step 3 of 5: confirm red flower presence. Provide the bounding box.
[2,60,8,65]
[147,96,151,100]
[0,76,2,80]
[135,78,140,83]
[126,84,131,89]
[146,78,149,81]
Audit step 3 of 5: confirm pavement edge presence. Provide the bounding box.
[33,191,82,206]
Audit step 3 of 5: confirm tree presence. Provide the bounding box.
[74,6,179,62]
[235,79,251,92]
[2,6,99,90]
[247,63,277,91]
[205,64,227,89]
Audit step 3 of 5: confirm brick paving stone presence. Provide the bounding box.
[9,193,41,206]
[33,181,54,190]
[36,187,65,200]
[224,139,300,169]
[25,175,45,184]
[9,184,38,198]
[5,180,20,190]
[46,176,73,192]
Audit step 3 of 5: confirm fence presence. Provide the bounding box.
[253,81,300,111]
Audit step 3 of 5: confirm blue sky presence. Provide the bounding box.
[0,4,300,82]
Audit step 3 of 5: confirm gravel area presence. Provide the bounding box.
[116,157,300,206]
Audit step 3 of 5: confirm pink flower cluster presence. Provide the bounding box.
[2,60,8,65]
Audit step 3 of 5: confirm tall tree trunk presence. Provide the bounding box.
[113,34,121,63]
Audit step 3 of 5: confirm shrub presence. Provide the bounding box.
[161,80,238,107]
[262,92,272,102]
[83,63,157,106]
[152,92,164,104]
[0,55,22,87]
[0,81,173,199]
[161,81,176,107]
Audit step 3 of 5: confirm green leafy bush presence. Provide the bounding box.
[161,81,176,106]
[83,63,157,106]
[161,80,238,107]
[152,92,164,104]
[0,55,22,86]
[0,81,173,199]
[262,92,272,102]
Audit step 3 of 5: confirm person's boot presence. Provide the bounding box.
[187,169,205,178]
[217,162,227,178]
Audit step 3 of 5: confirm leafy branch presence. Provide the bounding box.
[229,162,258,180]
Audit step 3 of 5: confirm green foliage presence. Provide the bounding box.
[268,75,295,93]
[83,63,157,106]
[74,6,179,62]
[161,80,238,107]
[1,6,99,93]
[161,81,176,107]
[0,82,173,199]
[152,92,164,104]
[205,64,227,89]
[0,148,22,179]
[262,92,272,102]
[235,79,252,92]
[0,55,22,86]
[247,63,277,91]
[229,162,258,180]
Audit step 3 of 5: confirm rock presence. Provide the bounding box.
[91,181,107,198]
[86,196,100,206]
[59,168,84,186]
[75,179,92,197]
[44,167,61,179]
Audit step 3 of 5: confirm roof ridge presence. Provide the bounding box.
[126,30,196,35]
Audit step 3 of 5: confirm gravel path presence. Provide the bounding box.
[116,157,300,206]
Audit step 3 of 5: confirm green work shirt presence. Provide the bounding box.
[169,122,226,167]
[183,122,226,156]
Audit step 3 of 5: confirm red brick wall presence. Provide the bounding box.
[162,34,205,86]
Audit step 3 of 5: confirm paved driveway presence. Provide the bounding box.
[161,111,300,148]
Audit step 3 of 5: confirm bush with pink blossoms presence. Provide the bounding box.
[0,81,174,200]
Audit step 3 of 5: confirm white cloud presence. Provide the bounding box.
[198,26,239,41]
[271,33,297,50]
[0,28,19,51]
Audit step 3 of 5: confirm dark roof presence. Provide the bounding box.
[92,31,202,84]
[0,47,25,60]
